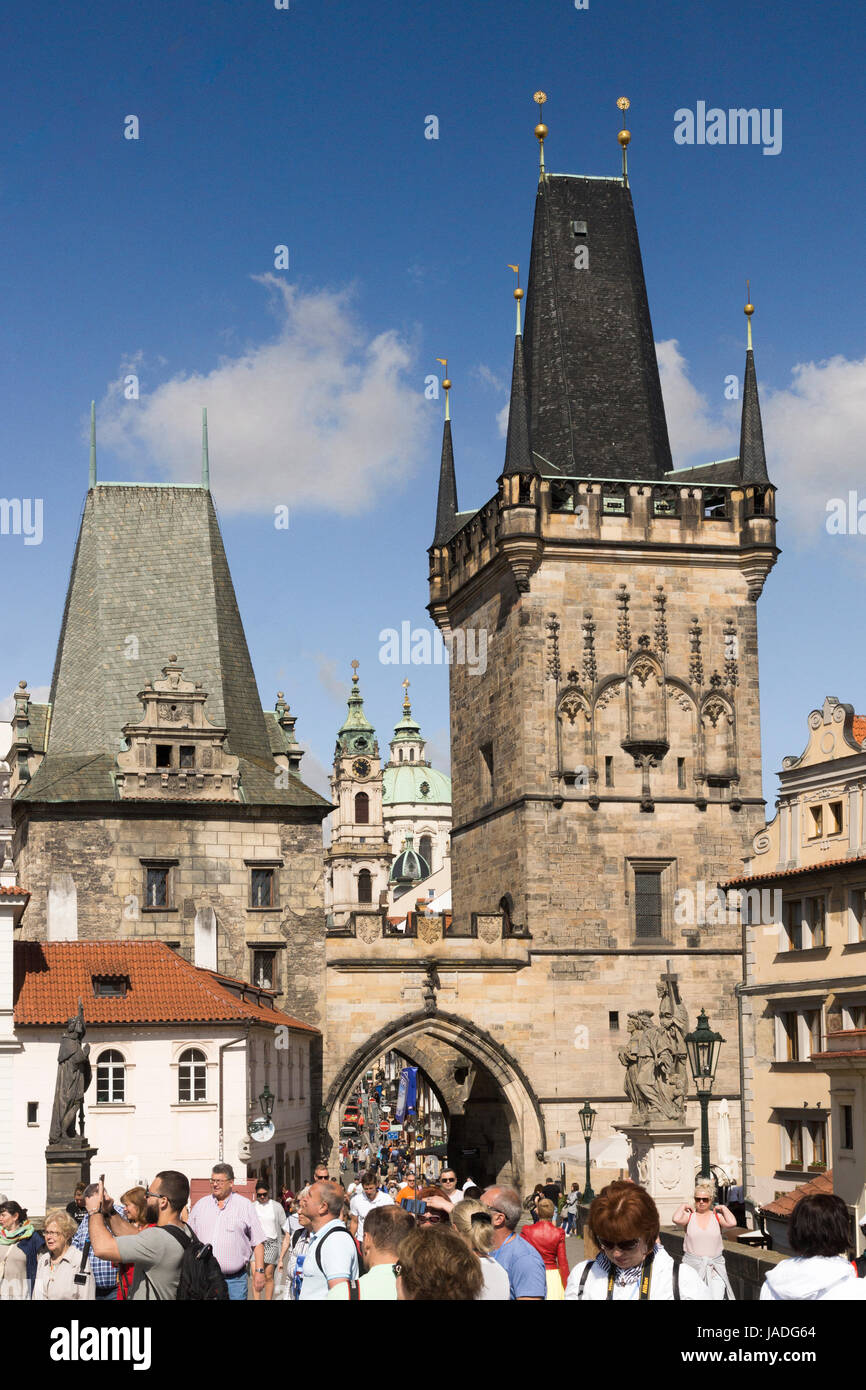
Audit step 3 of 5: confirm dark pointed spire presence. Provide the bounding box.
[432,370,458,546]
[502,289,534,476]
[738,295,769,484]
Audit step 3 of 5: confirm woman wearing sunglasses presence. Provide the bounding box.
[415,1186,454,1226]
[673,1183,737,1300]
[564,1181,709,1301]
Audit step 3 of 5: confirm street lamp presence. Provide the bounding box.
[579,1100,597,1203]
[259,1083,275,1121]
[685,1009,725,1181]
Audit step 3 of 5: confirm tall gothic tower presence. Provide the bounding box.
[325,664,392,926]
[426,107,778,1173]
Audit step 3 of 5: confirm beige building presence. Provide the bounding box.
[735,697,866,1205]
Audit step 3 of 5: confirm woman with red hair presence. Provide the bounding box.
[564,1182,708,1301]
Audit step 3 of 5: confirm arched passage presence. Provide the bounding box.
[323,1010,546,1191]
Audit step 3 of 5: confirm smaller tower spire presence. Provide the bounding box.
[502,278,534,478]
[436,358,450,421]
[432,364,458,545]
[89,401,97,488]
[533,91,548,176]
[617,96,631,186]
[508,265,523,335]
[738,288,770,484]
[201,407,210,489]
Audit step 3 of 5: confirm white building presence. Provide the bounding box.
[2,882,317,1214]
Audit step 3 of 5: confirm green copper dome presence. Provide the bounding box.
[383,763,451,806]
[389,833,431,885]
[336,665,377,755]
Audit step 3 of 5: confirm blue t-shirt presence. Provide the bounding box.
[492,1233,547,1299]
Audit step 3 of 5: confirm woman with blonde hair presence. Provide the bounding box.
[32,1209,94,1301]
[451,1197,510,1300]
[673,1182,736,1300]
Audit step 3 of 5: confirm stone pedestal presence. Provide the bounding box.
[615,1124,696,1225]
[45,1143,97,1210]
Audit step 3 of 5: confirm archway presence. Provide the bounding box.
[323,1010,546,1191]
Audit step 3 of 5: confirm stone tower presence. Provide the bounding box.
[425,130,778,1175]
[325,664,393,929]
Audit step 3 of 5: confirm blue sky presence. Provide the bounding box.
[2,0,865,807]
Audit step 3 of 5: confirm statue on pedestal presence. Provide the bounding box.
[618,967,688,1125]
[48,1001,92,1145]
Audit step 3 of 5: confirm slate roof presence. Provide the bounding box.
[522,175,673,480]
[762,1170,833,1219]
[432,419,459,546]
[501,331,534,476]
[738,348,770,484]
[16,485,328,811]
[13,938,320,1031]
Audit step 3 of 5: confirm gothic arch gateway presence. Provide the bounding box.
[323,1010,546,1190]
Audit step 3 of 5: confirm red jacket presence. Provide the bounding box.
[520,1220,569,1285]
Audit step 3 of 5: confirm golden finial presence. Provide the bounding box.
[744,280,754,350]
[436,357,451,421]
[617,96,631,184]
[402,676,411,712]
[533,91,548,174]
[351,658,360,686]
[508,264,523,334]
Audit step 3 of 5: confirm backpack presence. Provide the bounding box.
[145,1225,229,1301]
[314,1224,360,1278]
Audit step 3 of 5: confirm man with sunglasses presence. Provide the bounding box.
[481,1186,546,1300]
[439,1170,462,1206]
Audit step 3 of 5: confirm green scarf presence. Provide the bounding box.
[0,1222,35,1246]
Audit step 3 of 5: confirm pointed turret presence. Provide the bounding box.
[738,296,769,484]
[501,287,534,477]
[432,372,458,546]
[336,660,377,756]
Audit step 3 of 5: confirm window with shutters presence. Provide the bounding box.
[354,791,370,824]
[627,858,675,944]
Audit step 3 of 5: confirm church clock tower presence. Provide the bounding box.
[325,662,392,928]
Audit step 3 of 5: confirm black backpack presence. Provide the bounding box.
[145,1225,229,1301]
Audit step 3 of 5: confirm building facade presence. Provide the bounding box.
[736,696,866,1204]
[320,114,778,1188]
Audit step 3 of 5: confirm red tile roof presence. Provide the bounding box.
[854,715,866,745]
[0,886,30,897]
[762,1170,833,1218]
[13,940,319,1032]
[724,855,866,888]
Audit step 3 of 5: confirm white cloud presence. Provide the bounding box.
[656,339,738,465]
[474,363,505,393]
[96,278,431,515]
[496,401,510,438]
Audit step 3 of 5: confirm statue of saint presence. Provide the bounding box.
[619,976,689,1124]
[48,1001,92,1144]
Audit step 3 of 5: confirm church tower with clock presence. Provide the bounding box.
[325,662,393,928]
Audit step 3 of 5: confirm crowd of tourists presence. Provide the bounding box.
[1,1168,865,1301]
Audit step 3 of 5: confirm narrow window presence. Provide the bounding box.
[808,1120,827,1167]
[480,743,494,802]
[251,868,274,908]
[784,901,803,951]
[409,748,415,761]
[178,1048,207,1103]
[608,1011,620,1030]
[605,756,613,788]
[419,836,433,872]
[27,1102,38,1125]
[354,791,370,824]
[145,867,168,908]
[804,1009,822,1055]
[780,1011,800,1061]
[179,745,195,769]
[849,889,866,943]
[96,1049,126,1104]
[677,757,686,790]
[253,950,276,990]
[358,869,373,904]
[634,871,663,939]
[841,1104,854,1150]
[809,805,823,838]
[785,1120,804,1167]
[807,897,825,947]
[155,744,172,768]
[829,801,843,835]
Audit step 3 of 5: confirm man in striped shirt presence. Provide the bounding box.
[187,1164,266,1300]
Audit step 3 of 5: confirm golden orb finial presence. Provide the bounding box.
[617,97,632,184]
[533,91,548,173]
[514,287,524,300]
[744,280,755,349]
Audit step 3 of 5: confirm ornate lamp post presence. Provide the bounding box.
[258,1083,275,1122]
[685,1010,725,1181]
[579,1100,597,1203]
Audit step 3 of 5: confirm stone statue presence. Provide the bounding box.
[48,1001,92,1145]
[619,971,688,1125]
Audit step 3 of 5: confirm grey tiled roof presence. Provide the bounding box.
[18,485,329,811]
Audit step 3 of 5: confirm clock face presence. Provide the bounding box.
[353,758,371,778]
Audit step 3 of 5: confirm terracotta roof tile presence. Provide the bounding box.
[854,715,866,746]
[13,939,319,1032]
[0,886,30,897]
[724,855,866,888]
[762,1169,833,1218]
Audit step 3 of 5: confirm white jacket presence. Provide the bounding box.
[760,1256,859,1301]
[564,1246,709,1301]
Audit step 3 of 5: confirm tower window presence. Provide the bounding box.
[253,950,276,990]
[251,868,275,908]
[145,867,169,908]
[155,745,172,768]
[634,871,663,939]
[605,756,613,788]
[399,749,403,762]
[355,791,370,824]
[409,748,415,760]
[677,757,686,790]
[841,1105,854,1151]
[179,745,195,769]
[419,835,433,871]
[609,1011,620,1030]
[358,869,373,904]
[571,219,588,235]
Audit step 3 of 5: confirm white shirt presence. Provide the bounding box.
[254,1200,285,1243]
[565,1248,709,1301]
[299,1220,360,1301]
[349,1189,394,1240]
[477,1256,511,1300]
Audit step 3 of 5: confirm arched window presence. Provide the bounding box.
[354,791,369,824]
[419,835,433,872]
[409,748,415,760]
[96,1049,125,1104]
[178,1047,207,1103]
[399,749,403,762]
[358,869,373,904]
